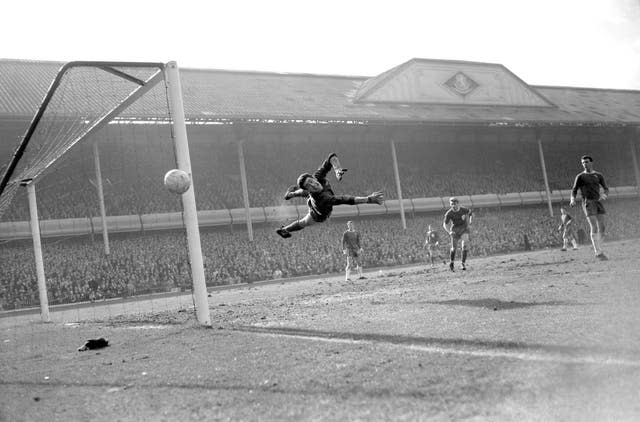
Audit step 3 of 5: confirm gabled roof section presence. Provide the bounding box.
[354,58,555,107]
[1,58,639,126]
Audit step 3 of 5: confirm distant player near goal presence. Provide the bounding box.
[342,220,365,281]
[558,206,579,251]
[570,155,609,260]
[424,224,445,268]
[443,197,473,271]
[276,153,384,238]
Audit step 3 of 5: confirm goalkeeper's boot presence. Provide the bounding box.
[276,227,292,239]
[449,262,455,272]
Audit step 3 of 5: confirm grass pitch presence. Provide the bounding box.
[2,239,640,421]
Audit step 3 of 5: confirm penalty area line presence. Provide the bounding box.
[244,329,640,368]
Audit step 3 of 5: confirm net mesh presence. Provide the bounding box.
[0,62,196,323]
[0,64,166,220]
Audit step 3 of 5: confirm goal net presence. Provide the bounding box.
[0,62,210,332]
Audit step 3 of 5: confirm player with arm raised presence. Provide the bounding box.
[276,153,384,238]
[443,197,473,272]
[570,155,609,260]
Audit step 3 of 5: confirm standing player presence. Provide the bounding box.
[276,153,384,238]
[558,206,579,251]
[424,224,445,268]
[442,197,473,271]
[342,220,365,281]
[570,155,609,260]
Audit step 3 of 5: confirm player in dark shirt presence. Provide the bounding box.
[558,207,578,251]
[570,155,609,260]
[342,220,365,281]
[276,153,384,238]
[443,197,473,271]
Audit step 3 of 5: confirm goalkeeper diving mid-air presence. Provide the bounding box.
[276,152,384,239]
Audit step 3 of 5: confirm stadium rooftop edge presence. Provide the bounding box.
[1,58,639,126]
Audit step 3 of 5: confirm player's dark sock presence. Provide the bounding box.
[450,250,456,262]
[449,261,455,272]
[462,250,468,263]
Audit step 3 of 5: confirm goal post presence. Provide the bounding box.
[164,62,211,326]
[0,61,211,326]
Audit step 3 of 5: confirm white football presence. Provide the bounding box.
[164,169,191,194]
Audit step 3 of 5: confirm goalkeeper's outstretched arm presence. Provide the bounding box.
[352,191,384,205]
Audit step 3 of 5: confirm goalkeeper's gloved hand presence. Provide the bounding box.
[335,168,347,181]
[366,191,384,205]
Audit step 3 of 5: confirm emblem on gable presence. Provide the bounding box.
[444,72,478,97]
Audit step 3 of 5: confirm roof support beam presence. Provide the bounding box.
[537,130,554,217]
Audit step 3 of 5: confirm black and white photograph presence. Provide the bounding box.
[1,0,640,420]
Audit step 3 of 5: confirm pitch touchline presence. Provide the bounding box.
[248,330,640,368]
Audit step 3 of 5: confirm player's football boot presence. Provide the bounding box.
[358,276,367,280]
[461,262,467,271]
[596,253,608,261]
[276,227,292,238]
[449,262,455,272]
[560,248,567,251]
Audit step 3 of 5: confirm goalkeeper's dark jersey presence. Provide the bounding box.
[571,171,608,201]
[306,153,356,221]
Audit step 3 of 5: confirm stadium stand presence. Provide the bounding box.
[1,128,637,220]
[2,199,640,311]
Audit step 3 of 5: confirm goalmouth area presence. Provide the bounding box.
[2,238,639,421]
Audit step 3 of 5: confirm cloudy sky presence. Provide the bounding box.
[3,0,639,89]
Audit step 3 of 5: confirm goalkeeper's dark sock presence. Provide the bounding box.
[462,250,468,263]
[284,220,304,232]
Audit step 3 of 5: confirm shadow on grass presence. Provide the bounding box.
[233,324,636,357]
[424,298,582,310]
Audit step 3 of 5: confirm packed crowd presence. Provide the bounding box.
[2,199,639,311]
[1,129,636,221]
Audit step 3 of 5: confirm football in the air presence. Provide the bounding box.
[164,169,191,194]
